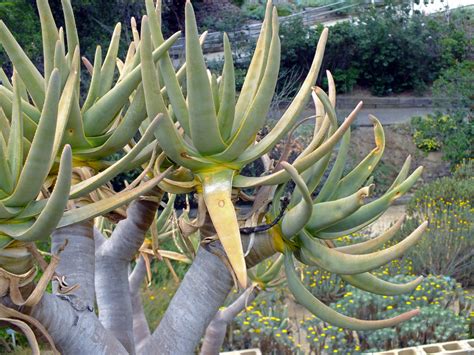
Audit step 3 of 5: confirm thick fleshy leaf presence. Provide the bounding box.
[280,162,313,238]
[317,167,422,238]
[7,73,23,185]
[140,18,204,170]
[37,0,59,82]
[314,129,350,202]
[0,68,13,91]
[233,101,362,187]
[99,23,121,96]
[0,21,45,108]
[284,251,420,330]
[82,31,180,136]
[217,33,236,141]
[214,9,280,161]
[237,28,328,165]
[0,134,13,194]
[336,215,405,254]
[61,0,80,65]
[332,115,385,200]
[58,167,172,227]
[76,84,147,159]
[82,46,102,112]
[341,273,423,296]
[146,0,190,135]
[4,70,60,207]
[185,2,226,155]
[198,169,247,288]
[13,145,72,241]
[299,223,427,274]
[52,48,80,161]
[233,0,272,130]
[305,185,372,234]
[69,114,160,199]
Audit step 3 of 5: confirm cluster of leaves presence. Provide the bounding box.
[301,275,472,353]
[398,165,474,286]
[411,60,473,165]
[411,112,472,165]
[275,5,470,95]
[433,60,474,118]
[0,0,150,75]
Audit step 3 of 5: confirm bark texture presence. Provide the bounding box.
[201,287,258,355]
[31,294,128,354]
[95,199,158,354]
[140,232,278,354]
[129,255,151,348]
[51,221,95,307]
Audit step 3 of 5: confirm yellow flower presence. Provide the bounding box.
[149,295,155,300]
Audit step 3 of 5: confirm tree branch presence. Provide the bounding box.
[201,287,259,354]
[129,255,151,348]
[140,231,278,354]
[51,221,95,309]
[95,199,159,354]
[31,293,128,354]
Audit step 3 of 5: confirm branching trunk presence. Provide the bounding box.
[140,232,278,354]
[129,255,151,348]
[201,287,259,355]
[31,293,128,354]
[28,221,127,353]
[51,221,95,307]
[95,199,159,354]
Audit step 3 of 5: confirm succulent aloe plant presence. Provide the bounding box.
[0,0,434,352]
[139,0,338,288]
[0,71,72,274]
[0,0,178,201]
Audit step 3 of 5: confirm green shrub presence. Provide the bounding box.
[301,265,345,304]
[402,174,474,286]
[242,3,267,20]
[354,5,468,95]
[411,112,473,165]
[222,289,302,354]
[433,60,474,119]
[230,0,245,7]
[301,275,472,353]
[266,5,470,96]
[453,159,474,180]
[331,68,359,94]
[0,0,42,71]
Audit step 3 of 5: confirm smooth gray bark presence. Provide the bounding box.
[28,221,127,353]
[31,293,128,354]
[140,232,277,354]
[201,287,258,355]
[51,221,95,307]
[129,255,151,348]
[95,199,158,354]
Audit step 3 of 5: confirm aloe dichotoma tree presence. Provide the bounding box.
[0,0,427,354]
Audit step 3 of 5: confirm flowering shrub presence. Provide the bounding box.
[301,275,472,353]
[222,289,303,354]
[411,112,473,165]
[402,172,474,286]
